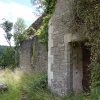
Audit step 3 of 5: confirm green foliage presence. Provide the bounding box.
[34,0,57,51]
[0,46,8,56]
[89,61,100,87]
[72,0,100,33]
[0,18,27,68]
[63,92,87,100]
[1,69,100,100]
[0,69,21,100]
[88,86,100,100]
[43,0,57,14]
[30,73,47,89]
[14,18,26,34]
[13,18,27,67]
[37,15,51,51]
[16,26,36,43]
[21,72,61,100]
[0,47,15,68]
[72,0,100,89]
[14,17,26,46]
[23,26,36,40]
[25,26,36,36]
[7,33,12,41]
[0,20,13,47]
[1,20,13,33]
[0,69,61,100]
[31,0,57,14]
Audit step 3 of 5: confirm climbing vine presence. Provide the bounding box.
[18,26,36,42]
[37,15,51,51]
[34,0,57,51]
[72,0,100,88]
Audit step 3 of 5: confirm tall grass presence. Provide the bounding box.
[0,69,99,100]
[0,69,61,100]
[0,69,22,100]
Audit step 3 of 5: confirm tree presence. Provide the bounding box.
[0,18,26,67]
[0,18,26,48]
[13,18,26,66]
[31,0,57,14]
[31,0,45,16]
[0,19,13,48]
[0,19,16,68]
[14,18,26,47]
[0,47,15,69]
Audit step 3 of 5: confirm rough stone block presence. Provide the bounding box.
[51,47,56,55]
[0,82,8,92]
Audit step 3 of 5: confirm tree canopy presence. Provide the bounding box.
[14,18,26,47]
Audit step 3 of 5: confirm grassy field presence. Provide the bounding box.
[0,69,100,100]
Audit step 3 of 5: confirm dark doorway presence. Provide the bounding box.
[82,44,91,92]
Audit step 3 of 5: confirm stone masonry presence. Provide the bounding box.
[48,0,86,96]
[20,14,47,73]
[20,36,47,73]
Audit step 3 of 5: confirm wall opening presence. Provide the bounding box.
[82,43,91,92]
[71,41,91,94]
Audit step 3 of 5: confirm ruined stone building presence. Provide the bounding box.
[20,0,91,96]
[48,0,91,96]
[20,15,47,73]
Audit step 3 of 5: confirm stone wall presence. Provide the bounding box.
[20,36,47,73]
[48,0,85,96]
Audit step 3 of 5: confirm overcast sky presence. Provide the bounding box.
[0,0,38,46]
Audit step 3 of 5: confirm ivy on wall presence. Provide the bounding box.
[37,15,51,51]
[72,0,100,88]
[36,0,57,51]
[18,0,57,51]
[18,26,36,42]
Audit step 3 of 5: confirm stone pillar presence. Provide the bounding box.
[48,23,54,86]
[20,39,33,73]
[48,0,73,96]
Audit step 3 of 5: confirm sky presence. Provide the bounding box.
[0,0,38,46]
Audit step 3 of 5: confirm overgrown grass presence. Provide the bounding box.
[0,69,61,100]
[0,69,22,100]
[0,69,99,100]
